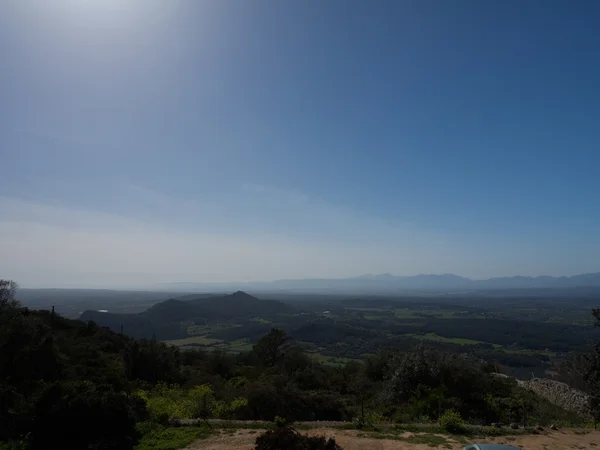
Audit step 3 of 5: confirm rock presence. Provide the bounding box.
[516,378,591,418]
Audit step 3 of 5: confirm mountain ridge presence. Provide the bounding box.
[155,272,600,293]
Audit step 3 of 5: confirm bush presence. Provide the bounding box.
[0,441,29,450]
[137,384,247,423]
[274,416,288,428]
[254,427,343,450]
[439,409,466,433]
[27,381,144,450]
[355,412,385,429]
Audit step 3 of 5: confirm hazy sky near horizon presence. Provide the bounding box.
[1,1,600,288]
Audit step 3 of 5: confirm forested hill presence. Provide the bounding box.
[80,291,294,339]
[0,296,180,449]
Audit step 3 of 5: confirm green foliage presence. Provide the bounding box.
[252,328,287,367]
[439,410,466,433]
[355,412,385,430]
[365,412,386,426]
[1,279,593,450]
[274,416,288,428]
[124,339,183,385]
[254,427,343,450]
[0,283,164,449]
[213,397,249,419]
[26,381,145,450]
[576,309,600,421]
[0,440,29,450]
[137,383,247,422]
[134,423,212,450]
[137,383,214,422]
[0,280,19,311]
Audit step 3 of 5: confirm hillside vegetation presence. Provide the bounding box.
[2,279,600,449]
[80,290,600,380]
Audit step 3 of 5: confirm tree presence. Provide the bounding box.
[0,279,19,311]
[253,328,287,367]
[348,370,374,425]
[577,309,600,426]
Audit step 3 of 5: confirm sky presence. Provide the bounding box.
[1,0,599,288]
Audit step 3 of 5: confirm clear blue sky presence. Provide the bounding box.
[1,1,599,287]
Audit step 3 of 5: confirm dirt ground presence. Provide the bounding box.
[186,428,600,450]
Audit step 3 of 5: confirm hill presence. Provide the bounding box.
[187,291,294,317]
[80,291,294,339]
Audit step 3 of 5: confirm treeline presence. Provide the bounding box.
[280,315,596,364]
[0,280,589,449]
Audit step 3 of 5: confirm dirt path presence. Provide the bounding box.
[186,428,600,450]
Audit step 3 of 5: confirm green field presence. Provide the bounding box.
[308,352,362,367]
[249,317,271,324]
[225,343,254,352]
[165,336,223,346]
[216,339,254,353]
[500,347,557,357]
[406,332,497,346]
[186,323,241,336]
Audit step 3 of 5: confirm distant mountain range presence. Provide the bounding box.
[156,272,600,293]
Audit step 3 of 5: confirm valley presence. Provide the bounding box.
[77,289,600,379]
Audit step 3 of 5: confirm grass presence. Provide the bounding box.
[406,332,487,346]
[221,340,254,353]
[393,308,422,319]
[213,421,274,431]
[307,353,362,367]
[364,314,387,320]
[393,308,461,320]
[346,307,388,312]
[135,423,213,450]
[249,317,271,324]
[164,336,223,346]
[500,348,557,357]
[186,323,241,336]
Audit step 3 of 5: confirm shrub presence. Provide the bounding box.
[355,412,385,429]
[0,441,29,450]
[365,412,385,426]
[27,381,144,450]
[254,427,343,450]
[274,416,288,428]
[439,409,466,433]
[137,384,247,422]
